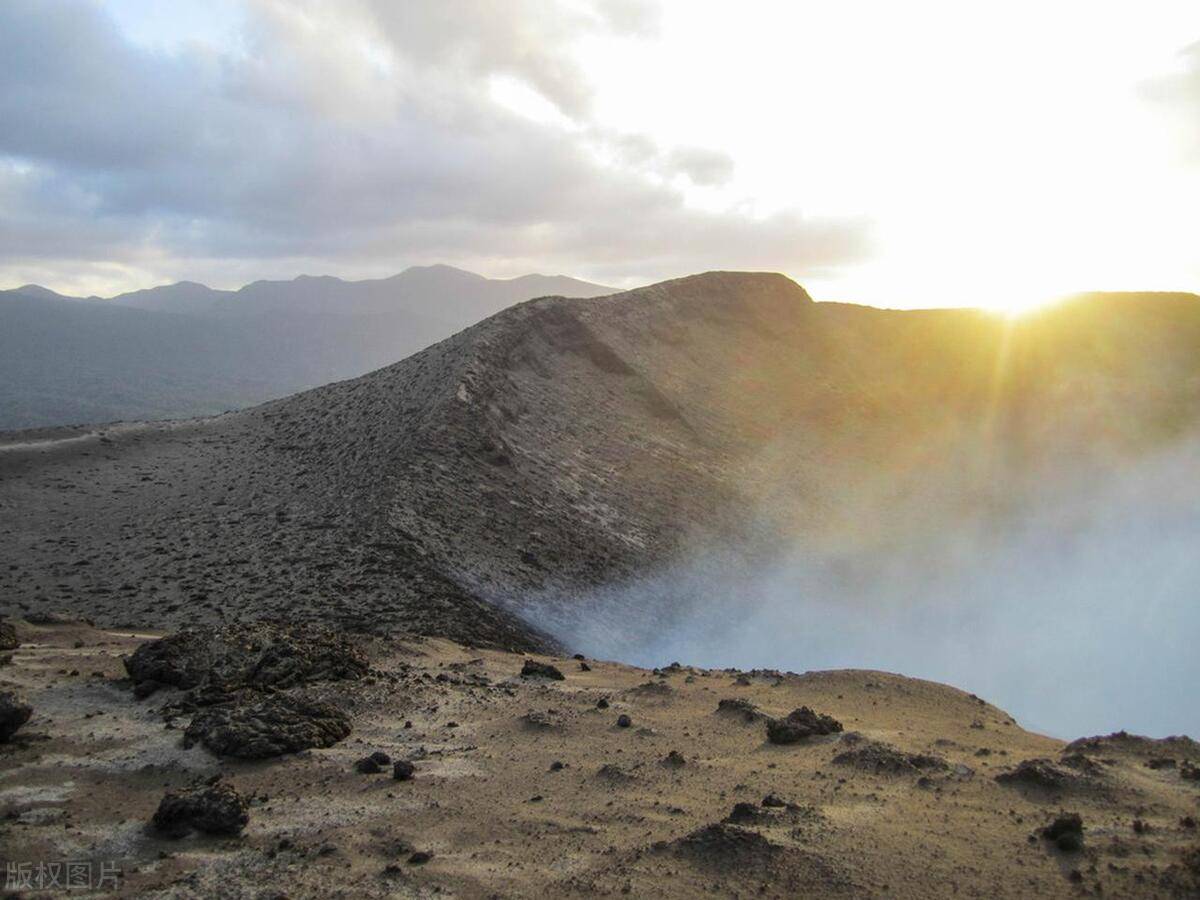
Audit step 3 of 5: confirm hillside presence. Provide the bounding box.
[0,266,612,429]
[2,273,1198,658]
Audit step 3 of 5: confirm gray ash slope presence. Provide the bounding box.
[2,273,1199,651]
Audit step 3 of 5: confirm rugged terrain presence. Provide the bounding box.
[2,273,1198,653]
[2,618,1198,898]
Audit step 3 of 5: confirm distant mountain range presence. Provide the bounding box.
[0,265,613,430]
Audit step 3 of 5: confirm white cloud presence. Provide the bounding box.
[0,0,867,293]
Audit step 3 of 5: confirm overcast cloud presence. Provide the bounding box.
[0,0,869,294]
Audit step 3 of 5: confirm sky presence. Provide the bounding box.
[1,0,1199,310]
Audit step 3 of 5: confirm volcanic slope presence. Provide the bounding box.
[1,273,1198,650]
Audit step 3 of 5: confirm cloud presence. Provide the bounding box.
[1143,39,1200,161]
[0,0,869,292]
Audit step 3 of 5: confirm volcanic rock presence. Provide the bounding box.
[0,691,32,742]
[151,782,250,838]
[766,707,843,744]
[183,693,352,759]
[520,660,564,681]
[125,623,368,697]
[832,739,949,775]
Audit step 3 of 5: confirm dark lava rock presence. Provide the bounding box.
[0,618,18,651]
[1042,813,1084,852]
[183,693,351,759]
[520,659,565,680]
[408,850,434,865]
[833,739,949,775]
[1059,752,1106,776]
[673,823,780,866]
[521,709,563,730]
[151,782,250,838]
[125,623,369,696]
[392,760,415,781]
[661,750,686,768]
[762,794,788,808]
[724,802,769,825]
[716,697,765,723]
[0,691,32,742]
[995,758,1080,791]
[766,707,843,744]
[356,756,384,774]
[630,681,672,698]
[596,697,609,709]
[1066,730,1200,762]
[616,714,632,728]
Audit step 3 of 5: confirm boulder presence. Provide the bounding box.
[0,691,32,742]
[151,782,250,838]
[765,706,842,744]
[1041,813,1084,852]
[183,693,351,759]
[833,739,949,775]
[520,659,565,680]
[125,623,368,697]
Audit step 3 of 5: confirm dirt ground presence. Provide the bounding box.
[2,619,1198,898]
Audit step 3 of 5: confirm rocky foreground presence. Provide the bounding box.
[1,618,1198,898]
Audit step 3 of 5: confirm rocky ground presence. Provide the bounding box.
[2,618,1198,898]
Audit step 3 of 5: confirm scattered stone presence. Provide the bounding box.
[766,707,842,744]
[761,794,787,808]
[661,750,686,768]
[616,714,632,728]
[520,659,564,680]
[716,697,765,723]
[408,851,434,865]
[151,782,249,838]
[833,739,949,775]
[724,802,770,825]
[996,758,1081,792]
[672,823,780,867]
[596,698,609,709]
[549,760,565,772]
[1041,813,1084,852]
[356,756,384,774]
[392,760,415,781]
[0,691,32,742]
[183,693,352,759]
[521,709,563,730]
